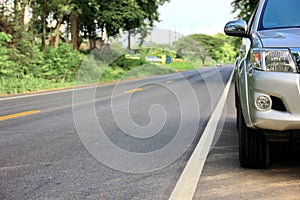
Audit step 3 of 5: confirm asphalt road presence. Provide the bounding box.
[1,66,299,200]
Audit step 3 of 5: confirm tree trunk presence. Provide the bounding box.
[13,0,26,26]
[88,36,95,49]
[54,17,64,48]
[65,17,70,43]
[70,13,79,50]
[49,22,53,47]
[20,1,26,26]
[77,23,81,49]
[201,57,205,66]
[41,14,46,51]
[14,0,19,23]
[127,31,131,50]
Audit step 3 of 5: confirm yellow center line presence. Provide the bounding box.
[166,80,173,84]
[124,88,143,94]
[0,110,41,121]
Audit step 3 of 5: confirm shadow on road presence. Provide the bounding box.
[270,141,300,167]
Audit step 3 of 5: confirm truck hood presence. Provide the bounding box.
[258,28,300,48]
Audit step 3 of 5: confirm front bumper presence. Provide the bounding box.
[248,70,300,131]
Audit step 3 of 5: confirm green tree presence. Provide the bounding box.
[173,36,208,65]
[231,0,259,21]
[213,33,236,63]
[178,33,237,64]
[65,0,169,50]
[0,0,170,94]
[189,34,222,62]
[52,0,75,48]
[32,0,54,50]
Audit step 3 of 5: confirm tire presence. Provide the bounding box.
[235,85,239,131]
[238,103,270,168]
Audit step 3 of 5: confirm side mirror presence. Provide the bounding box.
[224,20,248,38]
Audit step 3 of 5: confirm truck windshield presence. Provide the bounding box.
[260,0,300,30]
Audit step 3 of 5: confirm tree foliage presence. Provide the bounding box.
[173,36,208,65]
[0,0,169,94]
[231,0,259,21]
[191,34,236,63]
[173,33,237,65]
[1,0,170,50]
[229,0,258,54]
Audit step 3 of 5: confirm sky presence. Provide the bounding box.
[155,0,236,36]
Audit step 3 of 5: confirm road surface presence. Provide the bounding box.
[1,66,299,199]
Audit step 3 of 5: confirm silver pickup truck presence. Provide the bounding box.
[224,0,300,168]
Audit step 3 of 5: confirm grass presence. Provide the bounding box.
[100,64,176,82]
[0,77,74,95]
[0,61,201,95]
[0,65,176,95]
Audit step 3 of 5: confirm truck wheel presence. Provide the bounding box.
[235,85,239,130]
[238,104,270,168]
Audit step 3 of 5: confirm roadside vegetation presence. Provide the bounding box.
[0,0,253,95]
[0,0,170,94]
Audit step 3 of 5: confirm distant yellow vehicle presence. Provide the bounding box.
[171,58,186,62]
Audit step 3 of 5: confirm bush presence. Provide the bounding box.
[0,34,85,94]
[41,43,84,82]
[100,67,126,82]
[0,32,18,78]
[110,55,146,70]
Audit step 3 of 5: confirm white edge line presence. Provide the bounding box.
[168,68,234,200]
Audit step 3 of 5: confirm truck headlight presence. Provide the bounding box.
[252,49,297,72]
